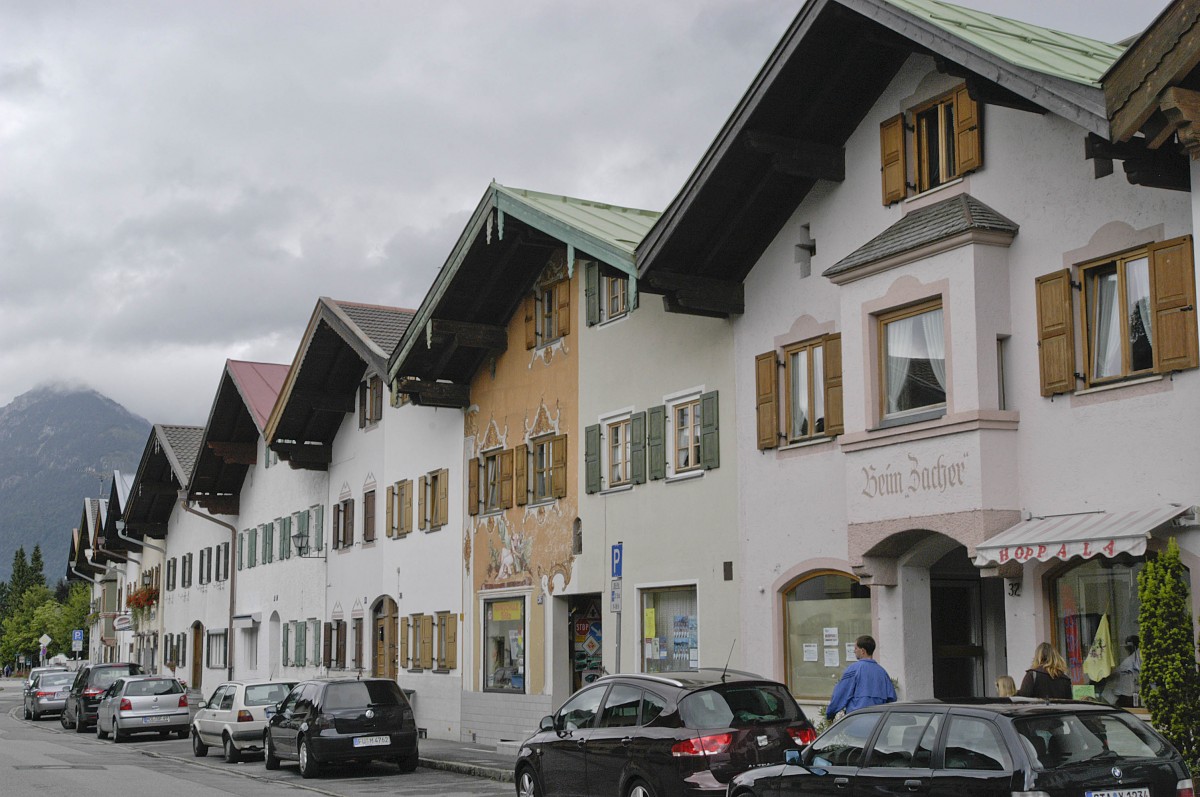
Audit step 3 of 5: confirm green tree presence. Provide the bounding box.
[1137,537,1200,773]
[28,545,46,591]
[56,582,92,657]
[0,584,54,666]
[9,547,31,596]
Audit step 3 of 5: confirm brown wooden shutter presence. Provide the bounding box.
[362,492,374,543]
[358,383,367,429]
[880,113,907,205]
[823,334,845,436]
[514,444,528,506]
[445,614,458,670]
[499,449,514,509]
[556,279,571,338]
[1150,235,1199,373]
[1035,270,1077,396]
[953,85,982,175]
[385,485,396,538]
[417,475,427,530]
[420,614,434,670]
[436,469,449,526]
[332,504,342,549]
[399,616,410,668]
[401,480,413,534]
[524,295,536,349]
[323,622,333,668]
[551,434,567,498]
[371,376,383,420]
[467,458,480,516]
[336,621,347,669]
[345,499,355,546]
[755,351,779,450]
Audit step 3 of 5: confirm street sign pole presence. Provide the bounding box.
[611,542,623,674]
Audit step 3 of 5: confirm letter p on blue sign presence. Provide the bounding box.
[611,543,622,579]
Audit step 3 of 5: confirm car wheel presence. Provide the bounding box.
[263,733,280,771]
[516,766,541,797]
[177,728,189,740]
[60,711,70,729]
[30,709,39,722]
[191,729,209,757]
[297,737,320,779]
[23,704,31,720]
[223,734,242,764]
[96,719,108,740]
[112,725,125,743]
[74,704,88,733]
[627,779,658,797]
[393,753,418,773]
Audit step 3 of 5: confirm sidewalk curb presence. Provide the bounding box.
[419,756,513,783]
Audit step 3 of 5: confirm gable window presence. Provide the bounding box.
[1036,236,1198,395]
[525,279,571,348]
[879,300,946,419]
[585,261,631,325]
[880,84,981,205]
[359,375,384,428]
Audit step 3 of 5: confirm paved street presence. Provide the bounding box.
[0,677,514,797]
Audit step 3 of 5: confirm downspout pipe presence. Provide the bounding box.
[181,495,238,682]
[71,566,99,584]
[117,520,167,555]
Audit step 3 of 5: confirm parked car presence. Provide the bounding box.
[23,670,76,720]
[95,675,190,742]
[727,700,1193,797]
[263,678,419,778]
[60,662,144,732]
[192,679,296,762]
[24,665,68,693]
[514,669,816,797]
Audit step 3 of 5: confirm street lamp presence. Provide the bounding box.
[291,527,325,559]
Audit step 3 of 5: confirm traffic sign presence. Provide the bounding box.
[611,543,623,578]
[72,629,84,642]
[38,634,51,647]
[610,578,622,613]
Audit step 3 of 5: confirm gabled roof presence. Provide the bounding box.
[123,424,204,540]
[266,298,415,469]
[636,0,1119,307]
[98,472,136,554]
[823,194,1018,278]
[70,498,107,578]
[387,182,658,406]
[188,360,289,516]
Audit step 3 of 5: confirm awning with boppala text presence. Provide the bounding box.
[974,505,1196,568]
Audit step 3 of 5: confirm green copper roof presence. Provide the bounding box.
[883,0,1126,86]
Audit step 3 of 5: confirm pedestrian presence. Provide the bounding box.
[995,674,1017,697]
[1016,642,1072,698]
[1100,635,1141,707]
[825,635,897,720]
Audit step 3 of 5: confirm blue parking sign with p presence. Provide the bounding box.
[611,543,622,578]
[72,629,84,642]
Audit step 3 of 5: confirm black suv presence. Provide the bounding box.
[263,678,419,778]
[729,700,1193,797]
[60,662,144,732]
[515,669,815,797]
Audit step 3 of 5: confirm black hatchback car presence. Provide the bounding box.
[728,700,1193,797]
[60,662,144,732]
[263,678,419,778]
[515,669,815,797]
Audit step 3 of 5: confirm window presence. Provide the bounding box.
[408,613,433,670]
[805,712,881,768]
[332,497,354,549]
[879,300,946,419]
[585,261,631,325]
[206,631,227,669]
[359,375,384,428]
[660,390,719,477]
[598,684,641,728]
[880,84,981,204]
[387,480,413,537]
[362,490,376,543]
[483,450,504,511]
[585,413,646,494]
[418,468,450,529]
[608,417,631,487]
[784,572,872,699]
[943,715,1009,771]
[436,611,458,671]
[673,398,701,472]
[1036,236,1198,395]
[529,435,567,502]
[484,597,525,692]
[524,278,571,348]
[867,712,941,769]
[556,685,604,731]
[782,337,837,442]
[640,585,697,673]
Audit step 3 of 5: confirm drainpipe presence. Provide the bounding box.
[117,520,167,555]
[181,495,237,682]
[71,566,99,585]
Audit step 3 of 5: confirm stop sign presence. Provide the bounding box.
[574,620,590,637]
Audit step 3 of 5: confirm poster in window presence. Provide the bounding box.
[823,627,839,647]
[845,642,856,661]
[644,608,656,638]
[824,648,840,667]
[803,643,818,662]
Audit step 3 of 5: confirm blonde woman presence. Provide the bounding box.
[1017,643,1072,698]
[995,675,1017,697]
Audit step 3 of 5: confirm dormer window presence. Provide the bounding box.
[358,375,383,428]
[880,84,982,204]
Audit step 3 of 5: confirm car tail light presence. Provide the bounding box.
[237,710,253,722]
[177,694,189,708]
[787,726,817,745]
[311,713,334,731]
[1178,779,1195,797]
[36,691,53,698]
[671,733,733,757]
[119,698,132,711]
[83,687,104,697]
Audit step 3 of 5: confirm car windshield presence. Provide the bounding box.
[246,683,296,707]
[37,673,75,688]
[323,681,405,710]
[1014,711,1170,769]
[126,679,183,696]
[679,683,802,729]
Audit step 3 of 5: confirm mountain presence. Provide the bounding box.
[0,386,150,584]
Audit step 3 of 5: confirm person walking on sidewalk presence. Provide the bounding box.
[826,635,897,720]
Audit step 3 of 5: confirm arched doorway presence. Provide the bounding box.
[190,622,204,688]
[372,596,398,678]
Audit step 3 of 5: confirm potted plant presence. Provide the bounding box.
[125,584,160,629]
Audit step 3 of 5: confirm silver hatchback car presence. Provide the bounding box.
[23,671,76,720]
[95,675,191,742]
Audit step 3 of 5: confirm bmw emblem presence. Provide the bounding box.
[1112,767,1123,780]
[366,709,375,719]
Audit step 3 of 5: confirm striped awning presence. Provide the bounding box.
[974,505,1195,568]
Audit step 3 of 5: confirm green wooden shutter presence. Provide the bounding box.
[295,621,304,665]
[647,405,666,480]
[584,424,601,494]
[281,515,292,559]
[700,390,720,470]
[586,261,600,326]
[282,622,290,666]
[248,526,257,567]
[296,510,309,555]
[630,411,646,485]
[263,522,273,563]
[237,535,243,571]
[313,504,324,551]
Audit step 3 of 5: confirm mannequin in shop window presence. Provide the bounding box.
[1100,635,1140,707]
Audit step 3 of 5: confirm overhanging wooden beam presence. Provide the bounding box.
[1085,132,1190,192]
[644,271,745,316]
[274,442,332,467]
[288,388,355,413]
[135,481,178,497]
[195,495,239,515]
[428,318,508,351]
[744,131,845,182]
[207,441,257,465]
[127,522,169,539]
[396,378,471,409]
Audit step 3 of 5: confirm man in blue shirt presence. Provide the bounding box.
[826,635,897,719]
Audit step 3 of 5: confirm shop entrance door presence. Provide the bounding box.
[568,595,603,693]
[930,547,984,698]
[373,596,397,678]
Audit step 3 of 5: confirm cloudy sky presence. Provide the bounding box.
[0,0,1161,425]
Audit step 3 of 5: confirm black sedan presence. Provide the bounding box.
[727,700,1192,797]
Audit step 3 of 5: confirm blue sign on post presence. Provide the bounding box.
[611,543,623,579]
[72,629,84,642]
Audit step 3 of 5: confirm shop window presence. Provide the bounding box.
[784,572,872,699]
[484,597,525,692]
[640,585,697,673]
[880,84,981,205]
[879,300,946,420]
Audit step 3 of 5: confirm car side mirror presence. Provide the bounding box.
[196,699,207,709]
[785,749,801,765]
[539,715,555,732]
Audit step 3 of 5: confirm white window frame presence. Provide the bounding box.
[529,435,556,504]
[598,407,634,493]
[636,579,700,674]
[481,447,504,514]
[663,386,705,481]
[206,630,228,669]
[602,272,629,324]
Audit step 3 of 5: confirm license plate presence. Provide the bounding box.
[142,715,171,724]
[353,735,390,748]
[1087,789,1151,797]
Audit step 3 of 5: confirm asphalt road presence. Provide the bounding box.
[0,677,513,797]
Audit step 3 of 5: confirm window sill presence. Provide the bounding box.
[1076,374,1162,395]
[528,497,557,507]
[874,407,946,430]
[666,469,704,484]
[601,483,634,495]
[597,312,628,328]
[779,436,835,452]
[901,176,966,211]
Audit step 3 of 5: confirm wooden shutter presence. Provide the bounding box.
[585,261,600,326]
[418,475,427,529]
[556,279,571,338]
[551,434,568,498]
[263,522,272,563]
[755,351,779,450]
[386,485,396,538]
[237,535,243,571]
[336,621,346,669]
[358,383,367,429]
[323,622,333,668]
[467,458,479,516]
[420,614,434,670]
[647,405,666,480]
[445,614,458,670]
[282,622,290,666]
[584,424,601,494]
[248,526,257,566]
[630,411,646,485]
[347,499,356,546]
[953,85,982,175]
[401,480,413,534]
[399,616,410,669]
[313,504,324,551]
[363,492,375,543]
[1035,270,1077,396]
[880,113,907,205]
[1151,235,1199,373]
[700,391,720,470]
[332,504,342,549]
[823,334,845,436]
[371,376,383,420]
[524,295,536,350]
[436,469,449,526]
[500,449,514,508]
[281,515,291,559]
[514,444,528,506]
[296,510,309,555]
